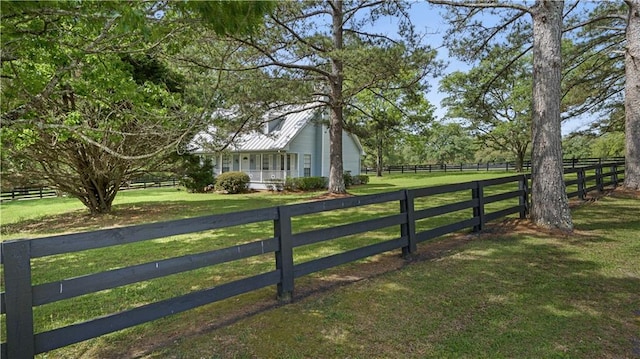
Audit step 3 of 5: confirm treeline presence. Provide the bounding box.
[360,122,625,173]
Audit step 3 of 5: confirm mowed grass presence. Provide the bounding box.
[1,171,637,358]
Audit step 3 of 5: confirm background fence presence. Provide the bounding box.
[0,177,179,202]
[362,157,625,175]
[0,161,625,358]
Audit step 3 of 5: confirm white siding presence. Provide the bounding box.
[343,132,362,175]
[318,125,361,177]
[288,122,317,175]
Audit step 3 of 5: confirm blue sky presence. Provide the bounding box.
[400,1,593,135]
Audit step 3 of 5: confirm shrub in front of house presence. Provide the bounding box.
[343,172,353,187]
[352,175,370,186]
[214,172,250,194]
[179,155,215,193]
[284,176,328,191]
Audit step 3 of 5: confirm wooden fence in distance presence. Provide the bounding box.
[364,157,625,175]
[0,162,625,358]
[0,178,179,202]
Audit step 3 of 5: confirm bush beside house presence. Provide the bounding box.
[215,172,251,194]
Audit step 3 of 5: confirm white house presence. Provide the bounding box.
[191,103,365,189]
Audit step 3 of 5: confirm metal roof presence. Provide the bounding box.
[191,103,323,153]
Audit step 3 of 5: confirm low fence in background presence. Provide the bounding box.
[364,157,625,175]
[0,162,625,358]
[0,178,179,202]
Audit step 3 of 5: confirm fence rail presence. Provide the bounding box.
[0,178,179,202]
[0,162,625,358]
[363,157,625,175]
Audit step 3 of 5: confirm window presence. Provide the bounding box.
[249,154,257,170]
[303,154,311,177]
[262,154,271,170]
[222,155,230,173]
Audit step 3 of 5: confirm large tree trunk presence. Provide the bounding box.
[328,0,346,193]
[624,0,640,190]
[530,0,573,231]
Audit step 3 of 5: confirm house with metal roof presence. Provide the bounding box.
[191,103,365,189]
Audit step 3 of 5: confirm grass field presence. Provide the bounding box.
[1,171,638,358]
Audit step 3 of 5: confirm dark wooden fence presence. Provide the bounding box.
[0,187,58,202]
[364,157,625,175]
[0,162,624,358]
[0,178,179,202]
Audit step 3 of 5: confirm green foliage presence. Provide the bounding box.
[343,172,353,188]
[440,48,532,169]
[177,155,215,193]
[413,122,474,164]
[590,132,625,158]
[284,177,328,192]
[346,88,435,176]
[176,1,274,35]
[562,133,595,159]
[214,172,250,194]
[0,1,272,213]
[352,175,370,186]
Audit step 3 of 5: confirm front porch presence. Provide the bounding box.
[210,152,310,189]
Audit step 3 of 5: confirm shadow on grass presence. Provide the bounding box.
[0,195,297,237]
[77,225,640,358]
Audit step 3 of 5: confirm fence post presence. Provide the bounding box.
[487,162,490,171]
[611,165,618,187]
[577,169,586,200]
[472,181,485,232]
[428,164,432,173]
[506,162,509,172]
[39,187,43,199]
[414,165,417,174]
[444,164,447,173]
[274,206,294,303]
[596,165,604,192]
[518,176,529,219]
[3,240,36,359]
[400,190,417,257]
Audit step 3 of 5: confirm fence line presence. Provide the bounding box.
[363,157,625,175]
[0,162,625,358]
[0,178,179,202]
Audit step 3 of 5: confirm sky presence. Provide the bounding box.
[399,1,595,135]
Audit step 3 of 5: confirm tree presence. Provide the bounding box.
[346,89,434,176]
[440,50,532,171]
[562,133,595,160]
[561,0,639,189]
[429,0,573,231]
[0,1,270,214]
[623,0,640,189]
[201,1,442,193]
[424,122,475,164]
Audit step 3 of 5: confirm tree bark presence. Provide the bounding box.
[624,0,640,190]
[328,0,346,193]
[530,0,573,231]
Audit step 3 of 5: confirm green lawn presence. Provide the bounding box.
[1,171,637,358]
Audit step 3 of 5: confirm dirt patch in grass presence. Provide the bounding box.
[0,204,190,236]
[608,187,640,199]
[307,192,356,201]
